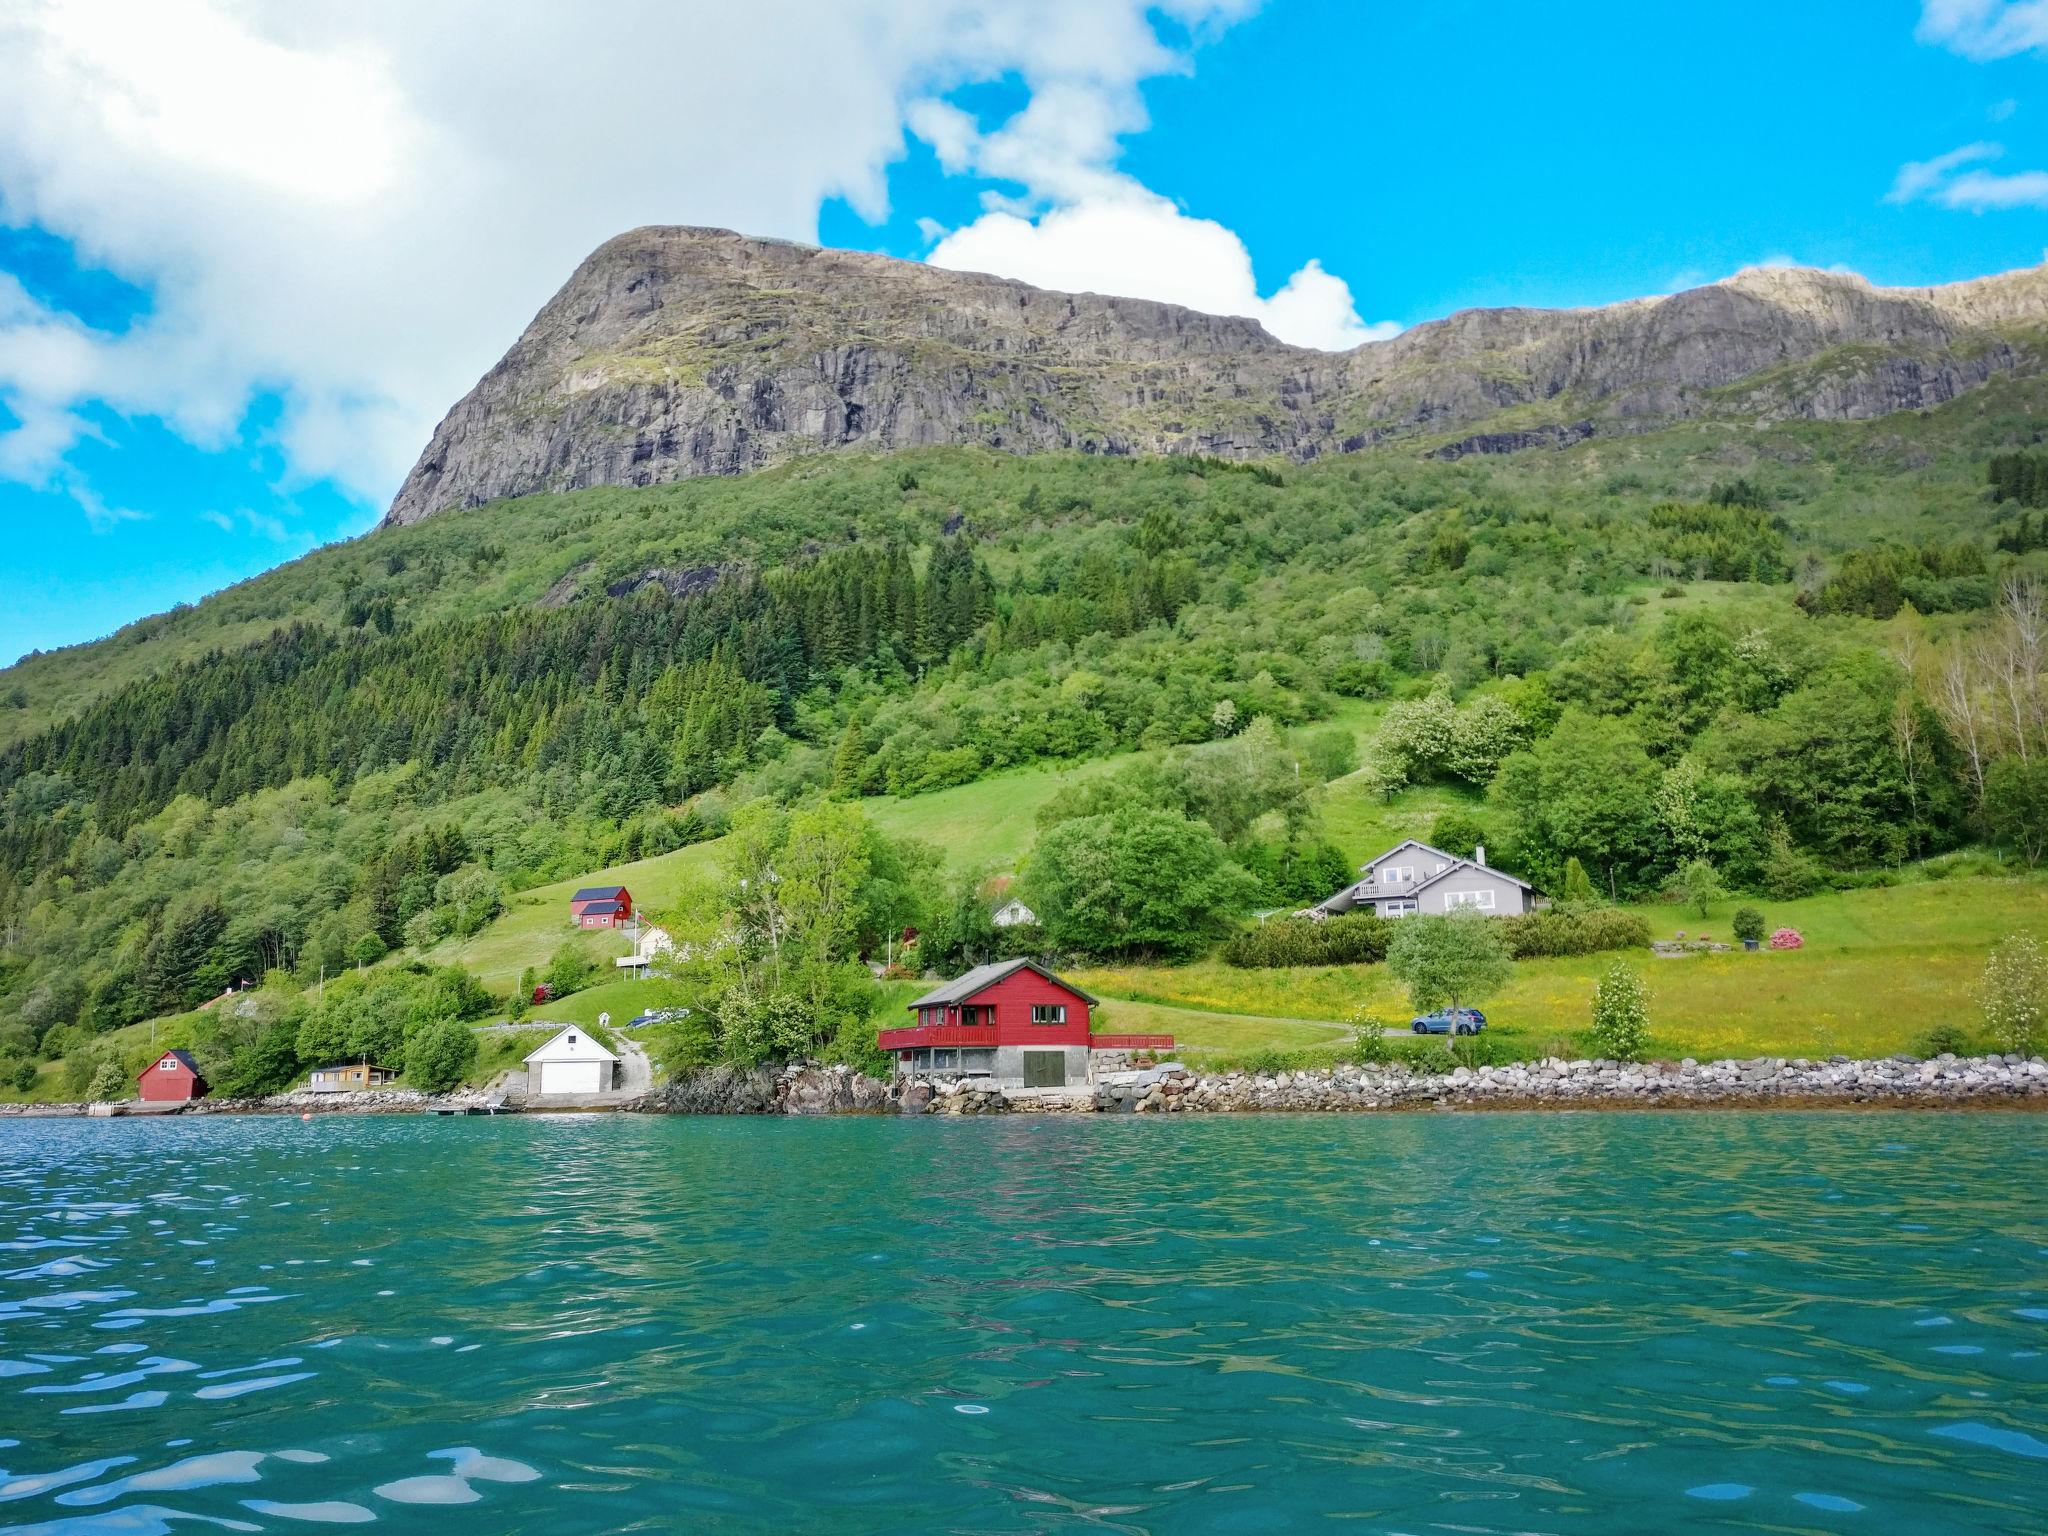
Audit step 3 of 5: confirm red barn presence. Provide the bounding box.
[570,885,633,929]
[877,959,1172,1089]
[137,1049,208,1103]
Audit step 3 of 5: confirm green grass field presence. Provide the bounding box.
[1078,877,2048,1064]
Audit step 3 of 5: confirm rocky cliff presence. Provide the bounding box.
[385,228,2048,526]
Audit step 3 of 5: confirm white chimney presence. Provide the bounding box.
[1475,845,1487,868]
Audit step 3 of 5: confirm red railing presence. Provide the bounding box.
[876,1026,1176,1052]
[1089,1034,1176,1050]
[876,1025,998,1050]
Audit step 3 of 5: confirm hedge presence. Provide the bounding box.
[1223,913,1391,968]
[1497,906,1651,959]
[1224,906,1648,968]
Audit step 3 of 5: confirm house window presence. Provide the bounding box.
[1379,865,1416,886]
[1031,1004,1067,1025]
[1447,890,1497,910]
[1382,899,1418,917]
[960,1005,994,1027]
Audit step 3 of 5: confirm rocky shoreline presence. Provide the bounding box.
[10,1053,2046,1120]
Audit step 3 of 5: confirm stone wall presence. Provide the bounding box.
[899,1054,2048,1115]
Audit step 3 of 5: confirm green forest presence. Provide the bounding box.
[5,386,2048,1096]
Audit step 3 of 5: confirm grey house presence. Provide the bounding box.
[1311,838,1536,919]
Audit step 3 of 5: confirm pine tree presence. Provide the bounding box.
[830,717,868,799]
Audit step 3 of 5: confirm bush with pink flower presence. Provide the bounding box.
[1768,927,1804,950]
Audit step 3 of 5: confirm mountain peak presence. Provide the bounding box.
[383,236,2048,527]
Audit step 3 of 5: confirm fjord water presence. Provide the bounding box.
[3,1114,2044,1534]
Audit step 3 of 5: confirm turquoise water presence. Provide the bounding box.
[2,1113,2045,1534]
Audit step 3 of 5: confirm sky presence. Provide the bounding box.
[1,0,2045,665]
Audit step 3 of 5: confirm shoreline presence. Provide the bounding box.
[8,1052,2044,1120]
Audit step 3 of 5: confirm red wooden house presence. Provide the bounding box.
[137,1049,208,1103]
[877,959,1172,1089]
[570,885,633,929]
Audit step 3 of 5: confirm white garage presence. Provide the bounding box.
[524,1025,620,1097]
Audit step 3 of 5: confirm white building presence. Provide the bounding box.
[615,924,675,975]
[523,1025,620,1096]
[991,898,1037,928]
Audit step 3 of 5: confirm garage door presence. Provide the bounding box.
[539,1060,603,1095]
[1023,1051,1066,1088]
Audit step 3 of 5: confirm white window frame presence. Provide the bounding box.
[1447,889,1497,910]
[1379,865,1416,886]
[1030,1004,1067,1025]
[1381,899,1418,917]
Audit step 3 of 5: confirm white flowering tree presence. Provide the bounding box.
[1589,962,1649,1063]
[1977,935,2046,1054]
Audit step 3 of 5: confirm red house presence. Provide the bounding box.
[570,885,633,929]
[877,959,1172,1089]
[137,1049,208,1103]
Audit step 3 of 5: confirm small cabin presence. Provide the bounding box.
[991,898,1038,929]
[137,1049,208,1103]
[877,959,1171,1089]
[307,1062,400,1093]
[570,885,633,929]
[524,1026,620,1096]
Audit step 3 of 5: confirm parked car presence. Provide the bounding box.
[625,1007,690,1029]
[1412,1008,1487,1036]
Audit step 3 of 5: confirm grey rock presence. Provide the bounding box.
[384,228,2048,526]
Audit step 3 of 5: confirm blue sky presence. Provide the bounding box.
[2,0,2045,665]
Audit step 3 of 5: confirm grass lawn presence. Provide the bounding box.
[527,977,671,1029]
[1074,877,2048,1064]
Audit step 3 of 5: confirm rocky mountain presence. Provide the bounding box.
[385,227,2048,526]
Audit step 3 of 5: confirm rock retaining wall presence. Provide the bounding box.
[902,1053,2048,1115]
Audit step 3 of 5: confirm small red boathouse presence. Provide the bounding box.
[877,959,1171,1088]
[137,1049,209,1103]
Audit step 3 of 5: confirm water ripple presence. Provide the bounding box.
[0,1111,2043,1531]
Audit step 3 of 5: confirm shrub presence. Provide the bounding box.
[1223,913,1391,969]
[1768,927,1804,950]
[405,1018,479,1093]
[1760,826,1824,899]
[544,941,599,998]
[1915,1021,1972,1059]
[5,1058,37,1092]
[1498,907,1651,959]
[85,1061,127,1102]
[1450,1033,1509,1069]
[1977,934,2047,1054]
[1588,962,1649,1063]
[1730,906,1766,944]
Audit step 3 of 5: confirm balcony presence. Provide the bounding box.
[877,1024,998,1051]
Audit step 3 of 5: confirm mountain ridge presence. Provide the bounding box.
[384,227,2048,526]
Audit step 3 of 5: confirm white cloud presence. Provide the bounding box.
[1888,141,2005,202]
[928,194,1396,349]
[910,61,1393,352]
[1918,0,2048,59]
[0,0,1275,516]
[1888,140,2048,210]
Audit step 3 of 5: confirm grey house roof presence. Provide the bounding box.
[571,885,629,901]
[907,958,1100,1010]
[1408,859,1534,897]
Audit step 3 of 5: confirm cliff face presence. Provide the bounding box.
[384,228,2048,526]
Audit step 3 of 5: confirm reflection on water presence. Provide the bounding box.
[1,1111,2044,1532]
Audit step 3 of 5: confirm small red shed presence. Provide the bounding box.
[570,885,633,929]
[137,1049,208,1103]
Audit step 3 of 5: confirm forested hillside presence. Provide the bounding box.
[4,376,2048,1092]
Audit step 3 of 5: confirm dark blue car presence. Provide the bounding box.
[1411,1008,1487,1036]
